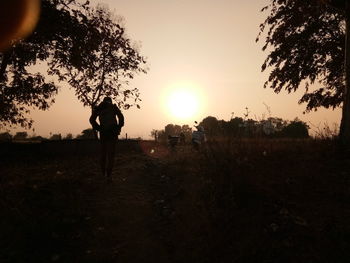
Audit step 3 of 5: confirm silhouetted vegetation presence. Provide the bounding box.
[13,131,28,140]
[63,133,73,140]
[30,135,47,141]
[1,138,349,263]
[0,132,12,142]
[1,1,348,262]
[258,0,350,143]
[152,124,192,143]
[0,127,110,142]
[52,5,147,112]
[152,115,309,143]
[1,0,83,128]
[0,0,147,129]
[76,128,95,140]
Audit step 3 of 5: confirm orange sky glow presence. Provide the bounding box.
[3,0,342,138]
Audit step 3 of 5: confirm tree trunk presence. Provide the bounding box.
[339,1,350,145]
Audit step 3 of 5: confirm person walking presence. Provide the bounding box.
[89,97,124,180]
[192,125,206,151]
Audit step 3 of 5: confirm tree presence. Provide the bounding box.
[13,131,28,140]
[49,133,62,140]
[279,119,309,138]
[219,117,244,137]
[76,128,95,139]
[0,1,146,130]
[257,0,350,143]
[0,132,12,142]
[30,135,46,141]
[63,133,73,140]
[50,5,147,111]
[164,124,182,136]
[0,0,87,128]
[326,0,350,143]
[152,124,193,143]
[200,116,220,138]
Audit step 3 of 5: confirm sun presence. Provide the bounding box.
[165,86,200,120]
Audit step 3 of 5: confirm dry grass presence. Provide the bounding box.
[1,139,350,262]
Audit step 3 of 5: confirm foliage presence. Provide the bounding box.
[280,119,309,138]
[49,133,62,140]
[13,131,28,140]
[0,0,85,128]
[0,0,147,129]
[30,135,46,141]
[0,132,12,141]
[155,124,193,143]
[257,0,346,112]
[219,117,245,137]
[76,128,95,139]
[49,4,147,110]
[200,116,221,137]
[64,133,73,140]
[152,115,310,141]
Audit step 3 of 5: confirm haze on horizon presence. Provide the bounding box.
[2,0,341,138]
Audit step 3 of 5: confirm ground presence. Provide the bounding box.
[1,139,350,262]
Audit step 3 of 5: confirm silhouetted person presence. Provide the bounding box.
[89,97,124,180]
[192,125,205,151]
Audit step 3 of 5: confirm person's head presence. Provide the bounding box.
[98,96,113,109]
[197,126,204,132]
[103,96,112,104]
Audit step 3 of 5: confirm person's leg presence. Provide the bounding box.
[106,139,116,178]
[100,140,107,176]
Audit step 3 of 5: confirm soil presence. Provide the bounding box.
[1,142,211,263]
[1,139,350,263]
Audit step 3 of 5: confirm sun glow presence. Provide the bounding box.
[164,84,201,121]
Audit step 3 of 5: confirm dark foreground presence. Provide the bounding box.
[1,139,350,263]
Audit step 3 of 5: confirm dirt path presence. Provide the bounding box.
[3,140,350,263]
[1,146,211,263]
[78,153,168,262]
[74,151,210,263]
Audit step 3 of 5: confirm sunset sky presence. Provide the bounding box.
[4,0,342,138]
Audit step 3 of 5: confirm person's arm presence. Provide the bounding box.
[89,108,101,131]
[114,105,124,127]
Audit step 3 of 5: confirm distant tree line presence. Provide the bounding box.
[152,116,309,143]
[151,124,192,143]
[0,128,97,142]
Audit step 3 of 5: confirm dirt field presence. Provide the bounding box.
[1,139,350,262]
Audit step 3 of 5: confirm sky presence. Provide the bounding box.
[3,0,342,138]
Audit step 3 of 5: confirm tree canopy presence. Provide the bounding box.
[257,0,346,112]
[0,0,147,129]
[0,0,82,128]
[152,115,309,143]
[49,4,147,110]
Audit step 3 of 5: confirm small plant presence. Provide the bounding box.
[310,121,339,140]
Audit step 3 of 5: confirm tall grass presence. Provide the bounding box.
[165,136,345,262]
